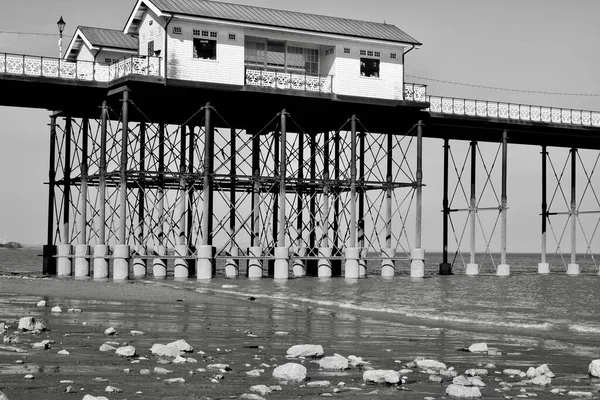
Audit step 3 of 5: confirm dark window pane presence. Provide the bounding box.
[360,58,380,78]
[147,41,154,56]
[193,38,217,60]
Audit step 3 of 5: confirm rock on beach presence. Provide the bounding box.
[272,363,307,382]
[589,360,600,378]
[115,346,136,357]
[446,384,482,398]
[18,317,46,332]
[363,370,401,384]
[467,343,488,353]
[318,354,349,370]
[416,359,447,370]
[286,344,324,358]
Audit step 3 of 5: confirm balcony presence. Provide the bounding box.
[245,68,333,94]
[0,53,161,83]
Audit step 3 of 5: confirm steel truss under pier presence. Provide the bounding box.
[44,85,426,279]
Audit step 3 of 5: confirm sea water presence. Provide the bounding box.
[2,247,600,354]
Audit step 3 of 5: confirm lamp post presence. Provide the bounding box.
[57,16,66,59]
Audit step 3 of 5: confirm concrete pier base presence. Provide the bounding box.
[225,246,239,278]
[93,245,109,279]
[381,248,395,278]
[318,247,333,277]
[497,264,510,276]
[359,248,368,278]
[132,245,147,278]
[197,245,215,280]
[174,245,190,279]
[247,246,263,279]
[439,263,453,275]
[465,263,479,275]
[113,245,130,280]
[344,247,360,279]
[410,248,425,278]
[274,247,289,280]
[538,263,550,274]
[74,244,90,278]
[57,244,73,276]
[293,247,307,277]
[567,264,580,275]
[152,245,167,279]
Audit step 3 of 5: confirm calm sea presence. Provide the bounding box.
[2,247,600,352]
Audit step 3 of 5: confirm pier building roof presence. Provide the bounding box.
[65,26,138,61]
[124,0,422,46]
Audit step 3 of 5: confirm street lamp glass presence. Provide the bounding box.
[57,16,66,34]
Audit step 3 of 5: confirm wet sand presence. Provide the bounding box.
[1,275,600,399]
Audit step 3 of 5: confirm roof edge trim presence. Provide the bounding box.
[124,0,164,34]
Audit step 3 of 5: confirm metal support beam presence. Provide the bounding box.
[467,140,478,274]
[202,103,214,246]
[138,122,146,246]
[157,123,165,247]
[297,132,304,248]
[187,125,195,249]
[498,130,510,275]
[440,138,452,275]
[569,147,579,274]
[79,118,89,245]
[350,116,358,248]
[230,128,237,246]
[178,125,187,245]
[322,130,330,248]
[278,111,287,247]
[358,129,366,249]
[43,115,58,275]
[118,90,129,245]
[63,116,72,245]
[98,101,108,245]
[415,121,423,250]
[539,145,549,273]
[251,132,260,247]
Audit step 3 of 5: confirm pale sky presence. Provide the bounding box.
[1,0,599,254]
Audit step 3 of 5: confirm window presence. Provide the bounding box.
[210,31,218,38]
[202,30,209,37]
[149,20,153,26]
[287,46,319,75]
[104,58,114,64]
[360,58,380,78]
[193,38,217,60]
[324,47,334,56]
[228,33,236,40]
[360,50,366,56]
[173,26,182,34]
[390,53,397,59]
[147,41,155,56]
[193,29,201,36]
[374,51,381,57]
[343,48,351,54]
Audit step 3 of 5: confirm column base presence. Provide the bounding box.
[57,244,73,277]
[225,246,239,278]
[113,245,130,280]
[318,247,333,277]
[42,245,57,275]
[93,244,109,279]
[344,247,360,279]
[293,247,307,277]
[439,263,453,275]
[247,246,263,279]
[359,248,368,278]
[567,264,580,275]
[381,248,395,278]
[152,245,167,279]
[274,247,289,280]
[538,263,550,274]
[175,244,190,279]
[497,264,510,276]
[410,248,425,278]
[197,245,215,280]
[74,244,90,278]
[132,245,147,278]
[465,263,479,275]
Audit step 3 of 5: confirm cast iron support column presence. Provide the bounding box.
[293,132,307,277]
[567,148,580,275]
[497,130,510,276]
[307,133,318,276]
[332,131,341,276]
[382,131,395,277]
[345,116,360,278]
[74,118,90,277]
[174,125,189,278]
[94,101,109,279]
[133,121,147,277]
[198,103,215,279]
[358,130,367,277]
[466,140,479,275]
[270,127,280,277]
[439,138,452,275]
[153,123,167,278]
[57,116,73,276]
[539,146,550,273]
[318,131,332,277]
[43,115,57,275]
[249,130,263,278]
[410,121,425,278]
[274,110,289,279]
[114,89,130,280]
[225,128,239,278]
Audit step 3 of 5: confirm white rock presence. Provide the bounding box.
[453,375,485,387]
[503,368,523,376]
[307,380,331,387]
[154,367,174,375]
[529,375,551,386]
[115,346,136,357]
[130,330,144,336]
[416,359,447,370]
[36,300,47,307]
[241,395,266,400]
[348,355,370,367]
[319,354,349,370]
[286,344,324,358]
[588,360,600,378]
[99,344,116,352]
[207,364,230,371]
[440,368,458,378]
[446,384,482,398]
[173,356,188,364]
[57,350,69,355]
[551,388,561,394]
[67,308,82,313]
[363,370,401,384]
[246,370,261,377]
[51,306,62,313]
[104,327,117,336]
[465,369,488,377]
[18,317,46,332]
[274,331,290,336]
[82,396,110,400]
[150,344,180,358]
[468,343,488,353]
[272,363,307,382]
[105,386,122,393]
[164,377,185,384]
[24,374,34,379]
[167,339,193,353]
[250,385,272,396]
[567,391,593,398]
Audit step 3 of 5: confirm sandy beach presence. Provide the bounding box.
[1,274,600,399]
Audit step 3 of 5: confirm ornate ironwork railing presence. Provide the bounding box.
[403,83,427,102]
[427,96,600,127]
[0,53,162,83]
[245,68,333,93]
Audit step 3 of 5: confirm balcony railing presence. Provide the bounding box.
[427,96,600,127]
[0,53,161,83]
[245,68,333,94]
[403,83,427,102]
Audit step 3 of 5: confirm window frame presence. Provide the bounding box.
[360,57,380,78]
[193,37,217,60]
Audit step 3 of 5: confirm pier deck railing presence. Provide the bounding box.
[0,53,161,82]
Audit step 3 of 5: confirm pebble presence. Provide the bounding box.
[36,300,47,307]
[154,367,174,375]
[24,374,34,379]
[51,306,62,313]
[57,350,69,355]
[307,380,331,388]
[67,308,82,313]
[104,327,117,336]
[164,377,185,384]
[105,386,122,393]
[250,385,272,396]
